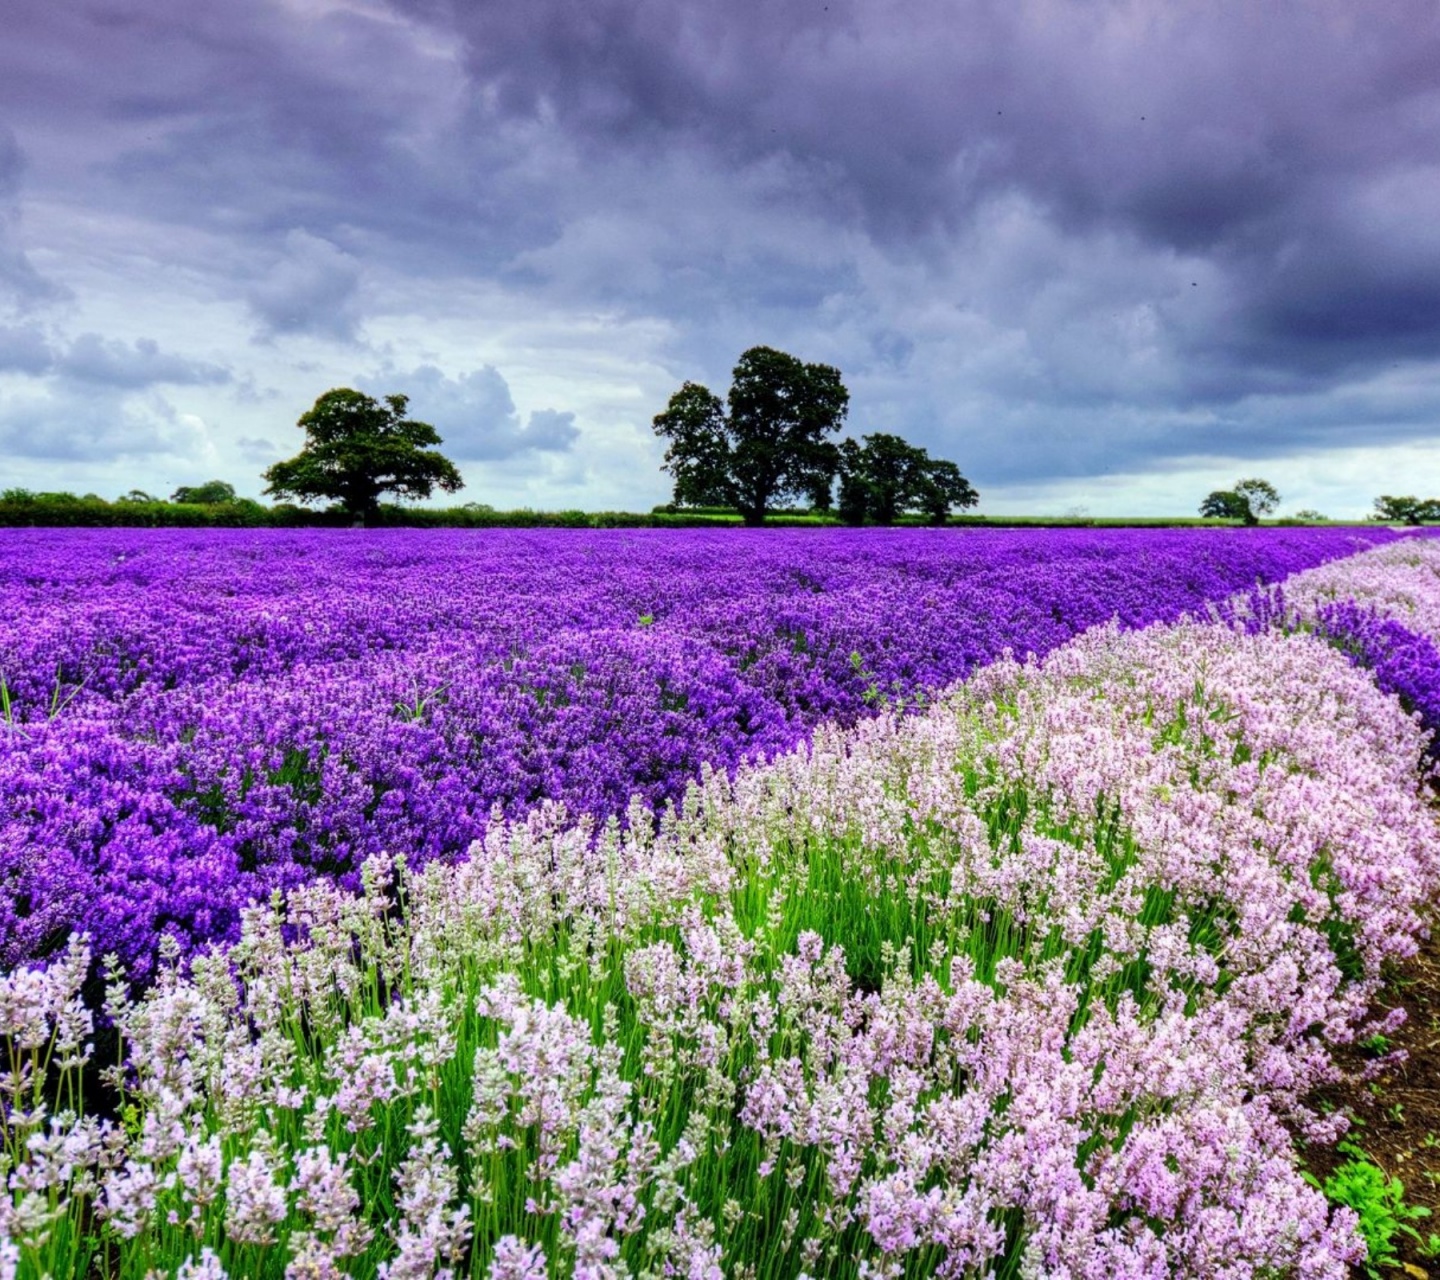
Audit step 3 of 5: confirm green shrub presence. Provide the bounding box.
[1308,1142,1432,1276]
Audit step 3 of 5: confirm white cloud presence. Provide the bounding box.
[246,230,363,342]
[0,383,209,464]
[360,363,580,462]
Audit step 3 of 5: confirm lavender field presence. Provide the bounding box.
[0,525,1407,978]
[4,526,1440,1279]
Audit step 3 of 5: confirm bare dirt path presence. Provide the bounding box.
[1306,915,1440,1277]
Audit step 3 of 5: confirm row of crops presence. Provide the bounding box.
[0,525,1408,980]
[2,526,1439,1277]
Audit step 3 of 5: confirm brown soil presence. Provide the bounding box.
[1304,916,1440,1277]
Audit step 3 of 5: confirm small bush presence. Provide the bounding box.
[1310,1143,1431,1276]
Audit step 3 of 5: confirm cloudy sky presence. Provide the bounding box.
[2,0,1438,516]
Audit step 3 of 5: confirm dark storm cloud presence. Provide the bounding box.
[965,394,1440,488]
[412,0,1440,244]
[0,0,522,360]
[363,365,581,462]
[0,127,66,308]
[5,0,1440,493]
[0,0,537,279]
[403,0,1440,397]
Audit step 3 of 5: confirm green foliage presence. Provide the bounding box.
[1200,478,1280,525]
[1373,495,1440,525]
[652,346,849,526]
[1201,489,1248,522]
[651,382,733,509]
[95,763,1232,1279]
[838,434,908,525]
[913,457,978,524]
[263,388,465,525]
[0,489,280,528]
[834,432,978,525]
[0,491,1381,532]
[169,479,237,505]
[1308,1142,1431,1276]
[7,641,1423,1279]
[1234,478,1280,523]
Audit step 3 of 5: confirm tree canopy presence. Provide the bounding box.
[170,480,237,505]
[1373,495,1440,525]
[834,432,978,525]
[262,389,463,525]
[1198,490,1251,521]
[1199,478,1280,526]
[652,347,848,526]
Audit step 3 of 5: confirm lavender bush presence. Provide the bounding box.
[0,526,1403,979]
[4,615,1437,1278]
[1234,536,1440,758]
[1315,602,1440,758]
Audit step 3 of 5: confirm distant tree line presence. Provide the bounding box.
[0,484,274,525]
[7,371,1429,529]
[651,345,979,525]
[1196,481,1440,526]
[0,489,861,529]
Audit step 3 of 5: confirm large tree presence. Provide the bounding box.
[912,457,980,525]
[835,432,979,525]
[1199,477,1279,526]
[262,389,463,525]
[1199,490,1251,521]
[652,346,848,526]
[1373,495,1440,525]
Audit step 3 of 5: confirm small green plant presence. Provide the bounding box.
[0,666,84,729]
[392,679,451,722]
[638,613,655,627]
[1308,1141,1432,1276]
[847,650,929,713]
[1360,1032,1393,1056]
[849,649,883,706]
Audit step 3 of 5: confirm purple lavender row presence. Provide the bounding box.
[0,526,1406,979]
[1239,537,1440,760]
[13,599,1436,1277]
